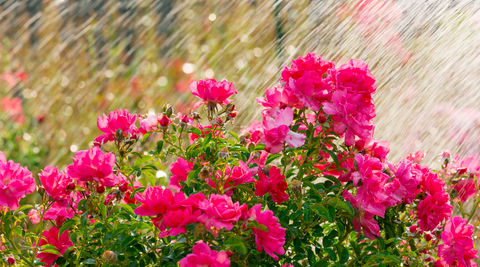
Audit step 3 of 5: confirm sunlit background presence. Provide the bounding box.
[2,0,480,178]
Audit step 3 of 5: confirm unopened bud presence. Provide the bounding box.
[102,251,117,263]
[192,113,201,120]
[199,167,210,179]
[119,182,128,192]
[262,165,273,176]
[115,129,124,141]
[218,147,229,159]
[355,140,365,151]
[317,114,327,124]
[66,183,76,191]
[457,167,467,175]
[239,135,247,145]
[7,257,15,265]
[96,185,105,194]
[409,225,418,233]
[165,106,173,118]
[38,186,45,196]
[424,233,433,242]
[159,115,171,127]
[290,180,302,198]
[194,223,207,239]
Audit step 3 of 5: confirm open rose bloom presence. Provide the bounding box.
[3,53,480,267]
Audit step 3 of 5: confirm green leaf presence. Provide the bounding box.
[323,175,341,186]
[59,220,76,236]
[326,197,354,216]
[254,143,265,151]
[134,155,152,167]
[224,235,247,255]
[266,154,282,165]
[99,203,107,219]
[84,258,97,264]
[203,133,212,147]
[326,150,339,168]
[144,171,156,186]
[189,127,202,136]
[227,131,239,141]
[314,260,329,267]
[156,141,164,154]
[246,221,269,232]
[15,205,33,214]
[41,249,62,256]
[336,244,349,263]
[311,204,331,221]
[323,230,338,247]
[41,244,59,251]
[142,132,152,142]
[118,203,135,215]
[325,248,337,261]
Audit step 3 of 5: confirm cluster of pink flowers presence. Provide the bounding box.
[207,161,257,196]
[438,216,478,267]
[36,227,73,266]
[0,152,36,210]
[133,183,286,262]
[139,113,172,133]
[179,243,230,267]
[190,79,237,110]
[39,166,74,206]
[255,166,289,204]
[66,146,118,187]
[94,109,138,145]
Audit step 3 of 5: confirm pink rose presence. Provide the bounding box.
[438,216,478,267]
[39,166,74,206]
[66,147,118,187]
[36,227,73,266]
[249,204,286,260]
[94,109,138,145]
[169,157,194,192]
[255,166,289,204]
[134,186,185,216]
[198,194,245,234]
[179,243,230,267]
[28,209,40,224]
[0,158,36,210]
[190,79,237,110]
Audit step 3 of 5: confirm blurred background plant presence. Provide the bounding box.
[1,0,480,171]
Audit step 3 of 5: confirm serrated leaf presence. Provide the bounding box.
[142,132,152,142]
[254,143,265,151]
[15,205,33,214]
[336,244,349,263]
[84,258,97,264]
[41,249,62,256]
[99,203,107,219]
[246,221,269,232]
[323,175,341,186]
[266,154,282,164]
[59,220,76,236]
[144,171,156,186]
[227,131,239,141]
[155,140,164,154]
[189,127,202,136]
[203,133,212,147]
[326,150,339,168]
[118,203,135,215]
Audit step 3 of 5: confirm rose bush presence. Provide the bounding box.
[0,53,478,266]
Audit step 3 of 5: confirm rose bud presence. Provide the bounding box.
[317,114,327,124]
[424,233,433,242]
[7,257,15,265]
[409,225,418,233]
[102,251,117,263]
[96,185,106,194]
[118,182,128,192]
[66,182,76,191]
